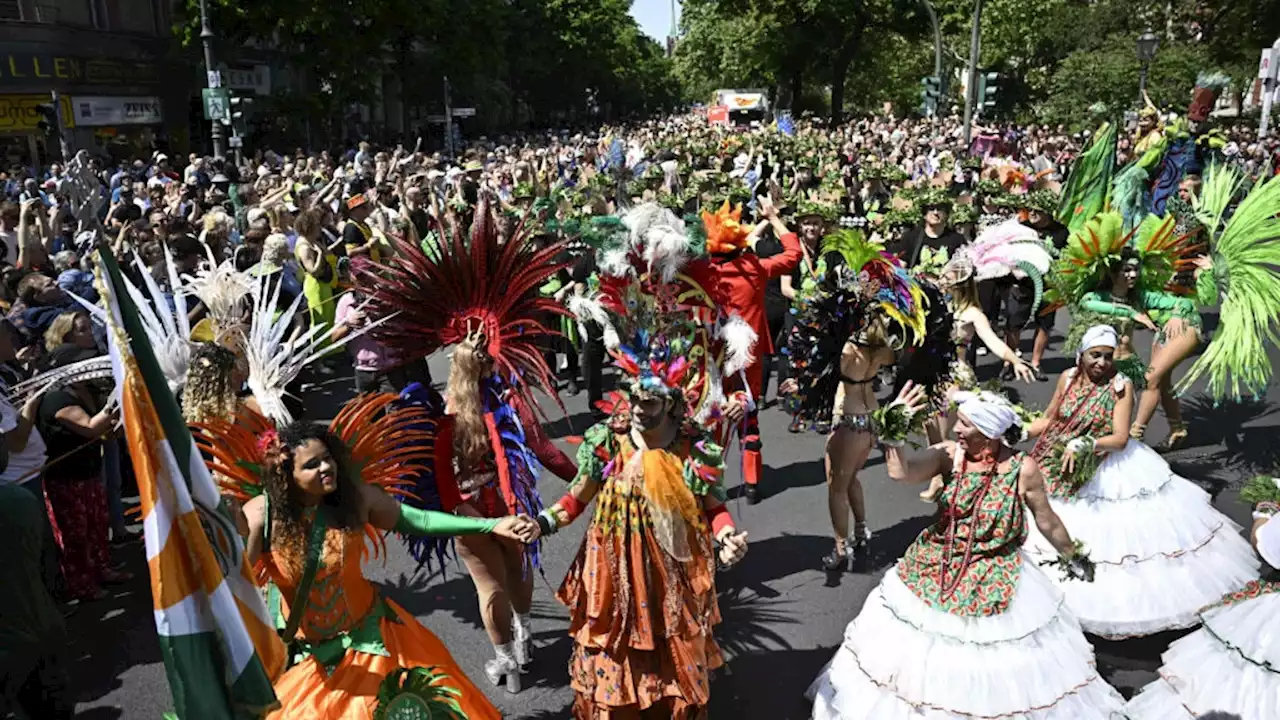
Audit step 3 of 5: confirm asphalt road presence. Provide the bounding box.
[65,308,1279,720]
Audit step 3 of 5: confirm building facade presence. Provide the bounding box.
[0,0,180,166]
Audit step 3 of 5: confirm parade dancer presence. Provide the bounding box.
[809,384,1126,719]
[1022,325,1258,639]
[780,229,945,569]
[197,394,533,719]
[1045,211,1204,447]
[703,197,802,503]
[1125,475,1280,720]
[358,202,578,692]
[539,228,750,717]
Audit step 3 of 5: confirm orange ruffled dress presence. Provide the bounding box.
[556,422,727,719]
[261,525,500,720]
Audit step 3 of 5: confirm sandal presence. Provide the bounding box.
[1158,422,1188,453]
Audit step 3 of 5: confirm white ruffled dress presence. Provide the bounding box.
[1125,514,1280,719]
[809,452,1126,719]
[1024,371,1258,638]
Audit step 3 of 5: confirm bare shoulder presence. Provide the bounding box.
[243,494,267,529]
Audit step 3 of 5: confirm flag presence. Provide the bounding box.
[777,111,795,136]
[98,247,285,719]
[1057,121,1117,233]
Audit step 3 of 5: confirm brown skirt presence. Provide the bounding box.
[557,516,723,719]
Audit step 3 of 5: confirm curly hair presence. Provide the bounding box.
[182,343,242,424]
[446,337,490,470]
[263,422,363,572]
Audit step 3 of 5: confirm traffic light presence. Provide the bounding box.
[977,71,1000,113]
[35,102,59,138]
[921,76,942,116]
[222,93,253,126]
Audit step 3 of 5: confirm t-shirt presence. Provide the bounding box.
[0,389,47,487]
[754,232,789,318]
[36,388,103,481]
[0,228,15,264]
[335,292,392,371]
[888,225,967,267]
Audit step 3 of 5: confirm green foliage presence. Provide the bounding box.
[676,0,1273,122]
[175,0,679,132]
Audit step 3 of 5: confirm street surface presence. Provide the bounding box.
[68,308,1278,719]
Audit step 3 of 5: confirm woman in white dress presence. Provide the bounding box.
[809,385,1126,719]
[1022,325,1259,638]
[1125,486,1280,719]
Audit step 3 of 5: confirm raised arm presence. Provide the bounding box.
[963,306,1033,381]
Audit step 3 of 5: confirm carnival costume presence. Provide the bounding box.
[785,229,947,430]
[356,200,578,686]
[809,393,1126,719]
[1023,326,1258,639]
[1173,165,1280,402]
[552,201,748,718]
[195,395,502,719]
[1043,211,1202,389]
[703,200,803,497]
[1125,481,1280,719]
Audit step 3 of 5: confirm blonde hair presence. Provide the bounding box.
[949,275,981,313]
[43,311,84,350]
[446,338,490,470]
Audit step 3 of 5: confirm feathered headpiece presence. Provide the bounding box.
[359,199,571,414]
[787,231,939,424]
[1176,165,1280,400]
[1044,211,1194,313]
[702,200,752,255]
[193,393,440,563]
[183,249,255,346]
[567,202,755,423]
[953,218,1055,315]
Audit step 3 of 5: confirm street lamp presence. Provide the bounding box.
[199,0,225,158]
[1136,28,1160,106]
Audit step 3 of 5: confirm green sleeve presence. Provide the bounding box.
[1195,270,1218,307]
[1079,292,1135,319]
[394,505,498,537]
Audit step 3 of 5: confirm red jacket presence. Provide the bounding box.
[712,232,803,356]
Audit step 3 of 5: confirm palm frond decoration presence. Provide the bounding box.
[1177,168,1280,401]
[372,667,467,720]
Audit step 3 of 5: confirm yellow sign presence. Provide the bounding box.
[0,94,74,132]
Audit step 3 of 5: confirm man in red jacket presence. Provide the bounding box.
[707,197,802,503]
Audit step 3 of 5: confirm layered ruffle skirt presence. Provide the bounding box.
[1025,440,1259,638]
[1125,582,1280,719]
[808,559,1126,719]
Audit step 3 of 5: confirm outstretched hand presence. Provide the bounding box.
[893,380,929,416]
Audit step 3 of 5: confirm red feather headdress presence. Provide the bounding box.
[357,200,571,414]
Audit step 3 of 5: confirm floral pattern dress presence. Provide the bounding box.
[1030,369,1124,498]
[897,453,1026,616]
[556,422,726,719]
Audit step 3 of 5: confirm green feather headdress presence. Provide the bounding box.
[1176,165,1280,401]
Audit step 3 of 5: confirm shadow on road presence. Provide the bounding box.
[1090,627,1193,698]
[67,539,160,709]
[709,644,837,719]
[1177,394,1279,477]
[862,514,935,573]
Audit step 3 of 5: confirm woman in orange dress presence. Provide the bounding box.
[200,395,537,719]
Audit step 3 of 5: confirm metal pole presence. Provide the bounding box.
[1138,62,1149,108]
[443,75,452,160]
[923,1,943,90]
[199,0,225,158]
[962,0,984,147]
[50,90,71,160]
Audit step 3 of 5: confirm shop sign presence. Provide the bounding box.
[0,94,75,132]
[221,65,271,96]
[71,96,163,126]
[0,52,160,88]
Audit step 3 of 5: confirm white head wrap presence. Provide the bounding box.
[954,391,1018,440]
[1077,324,1118,360]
